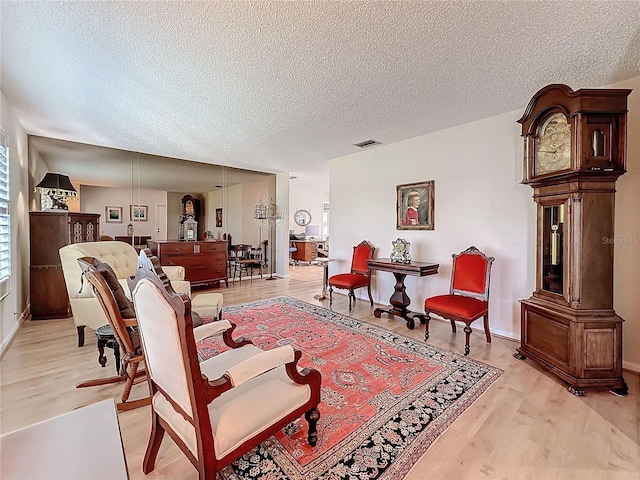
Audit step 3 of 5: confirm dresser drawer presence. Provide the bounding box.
[186,265,227,282]
[162,254,212,268]
[198,242,226,253]
[159,243,195,255]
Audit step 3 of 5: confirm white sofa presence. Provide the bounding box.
[60,241,191,347]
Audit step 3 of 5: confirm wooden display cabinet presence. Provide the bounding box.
[30,211,100,319]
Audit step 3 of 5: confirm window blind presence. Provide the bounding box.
[0,130,10,300]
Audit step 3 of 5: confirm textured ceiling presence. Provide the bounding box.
[2,1,639,191]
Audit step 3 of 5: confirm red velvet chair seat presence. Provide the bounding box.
[329,273,370,289]
[424,295,488,320]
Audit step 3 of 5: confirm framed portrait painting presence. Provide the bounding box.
[130,205,148,222]
[105,206,122,223]
[396,180,434,230]
[215,208,222,227]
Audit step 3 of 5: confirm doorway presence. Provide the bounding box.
[155,203,167,240]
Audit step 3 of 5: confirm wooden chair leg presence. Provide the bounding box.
[116,397,151,412]
[450,319,457,333]
[305,407,321,447]
[463,324,472,355]
[348,290,355,311]
[367,284,373,306]
[484,314,491,343]
[424,312,431,341]
[76,374,125,389]
[329,286,334,306]
[121,361,138,403]
[143,413,165,474]
[77,325,86,347]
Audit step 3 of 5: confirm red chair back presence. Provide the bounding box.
[351,241,375,275]
[450,247,493,301]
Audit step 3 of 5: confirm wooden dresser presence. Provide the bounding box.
[147,240,228,288]
[291,240,319,263]
[29,211,101,319]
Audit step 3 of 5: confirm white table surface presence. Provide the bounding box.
[1,399,129,479]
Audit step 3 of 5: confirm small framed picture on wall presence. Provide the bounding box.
[130,205,148,222]
[105,206,122,223]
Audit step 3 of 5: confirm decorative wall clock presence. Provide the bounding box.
[294,209,311,226]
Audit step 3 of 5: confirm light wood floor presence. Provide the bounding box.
[2,265,638,479]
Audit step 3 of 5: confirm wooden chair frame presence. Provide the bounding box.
[75,257,149,411]
[424,246,494,355]
[129,267,322,479]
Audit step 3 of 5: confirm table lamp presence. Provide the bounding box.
[36,173,77,210]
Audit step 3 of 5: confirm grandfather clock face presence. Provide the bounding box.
[535,112,571,175]
[185,200,195,216]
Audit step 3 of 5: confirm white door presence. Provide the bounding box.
[155,203,167,240]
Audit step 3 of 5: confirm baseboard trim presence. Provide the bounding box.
[622,362,640,375]
[0,305,29,360]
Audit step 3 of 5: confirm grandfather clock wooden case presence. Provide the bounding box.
[515,84,630,396]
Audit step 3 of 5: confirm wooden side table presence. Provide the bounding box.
[367,258,439,329]
[95,324,121,374]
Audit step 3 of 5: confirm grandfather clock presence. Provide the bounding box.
[515,84,630,396]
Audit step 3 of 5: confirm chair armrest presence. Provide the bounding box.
[193,319,232,343]
[162,265,185,281]
[225,345,295,387]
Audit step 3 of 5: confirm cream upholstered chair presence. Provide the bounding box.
[60,241,190,347]
[130,268,321,479]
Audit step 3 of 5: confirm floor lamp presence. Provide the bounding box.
[265,198,283,280]
[253,199,267,266]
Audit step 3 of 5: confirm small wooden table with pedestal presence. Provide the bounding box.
[314,257,335,301]
[367,258,439,329]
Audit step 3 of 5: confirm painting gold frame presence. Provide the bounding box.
[396,181,434,230]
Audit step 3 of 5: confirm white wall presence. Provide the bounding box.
[80,185,167,238]
[330,109,531,341]
[329,77,639,371]
[205,182,273,247]
[0,92,32,355]
[289,175,329,236]
[611,76,640,372]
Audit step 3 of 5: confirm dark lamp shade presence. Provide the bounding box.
[35,173,78,196]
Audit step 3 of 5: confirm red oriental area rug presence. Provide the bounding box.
[197,296,502,480]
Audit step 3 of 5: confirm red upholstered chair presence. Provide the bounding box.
[329,240,375,312]
[424,246,494,356]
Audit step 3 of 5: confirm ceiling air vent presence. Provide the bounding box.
[353,139,381,149]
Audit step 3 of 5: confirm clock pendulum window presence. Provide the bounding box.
[514,84,630,397]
